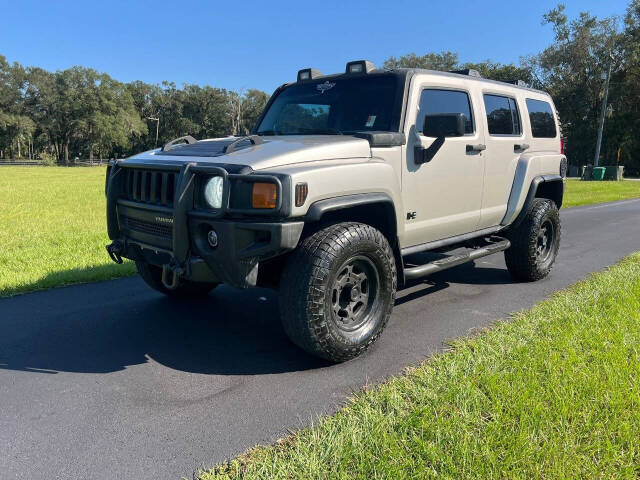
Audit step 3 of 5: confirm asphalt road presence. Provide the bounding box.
[2,199,639,480]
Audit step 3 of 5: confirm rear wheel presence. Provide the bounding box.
[135,261,219,298]
[505,198,561,281]
[279,222,397,362]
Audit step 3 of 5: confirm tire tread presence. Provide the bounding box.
[279,222,396,362]
[505,198,561,281]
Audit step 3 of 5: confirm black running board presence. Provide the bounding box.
[403,237,511,281]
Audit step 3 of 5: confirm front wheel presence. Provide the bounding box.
[505,198,561,281]
[135,261,219,298]
[279,222,397,362]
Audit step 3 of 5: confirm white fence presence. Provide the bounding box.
[0,159,111,166]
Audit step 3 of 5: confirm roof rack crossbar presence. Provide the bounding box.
[502,79,528,87]
[448,68,482,78]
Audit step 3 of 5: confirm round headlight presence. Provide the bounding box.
[203,176,224,209]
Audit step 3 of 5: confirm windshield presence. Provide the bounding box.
[257,74,402,135]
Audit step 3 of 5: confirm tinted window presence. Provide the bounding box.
[418,89,473,134]
[526,99,557,138]
[484,94,521,135]
[257,75,400,134]
[277,104,329,132]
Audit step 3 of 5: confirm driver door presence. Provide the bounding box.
[402,84,486,247]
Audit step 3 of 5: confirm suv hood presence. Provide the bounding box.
[132,135,372,170]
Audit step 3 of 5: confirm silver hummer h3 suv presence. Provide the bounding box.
[106,60,566,362]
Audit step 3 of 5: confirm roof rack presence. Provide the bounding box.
[448,68,482,78]
[502,79,528,87]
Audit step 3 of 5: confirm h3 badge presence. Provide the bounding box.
[406,211,417,220]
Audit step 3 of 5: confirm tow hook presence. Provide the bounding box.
[161,261,185,290]
[106,241,124,264]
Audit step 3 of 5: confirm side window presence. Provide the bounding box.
[418,89,473,134]
[483,94,521,136]
[526,99,557,138]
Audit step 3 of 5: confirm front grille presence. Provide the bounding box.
[122,169,177,207]
[122,215,173,239]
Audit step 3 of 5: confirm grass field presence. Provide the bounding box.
[563,178,640,208]
[1,168,639,297]
[200,252,640,479]
[0,167,135,297]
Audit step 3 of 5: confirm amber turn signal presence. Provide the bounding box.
[252,182,277,209]
[295,182,308,207]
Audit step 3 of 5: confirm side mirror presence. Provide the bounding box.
[422,113,465,138]
[415,113,466,165]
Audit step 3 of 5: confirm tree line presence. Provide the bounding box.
[0,61,268,163]
[1,1,639,173]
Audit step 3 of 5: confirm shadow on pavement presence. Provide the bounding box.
[0,260,513,377]
[0,283,330,376]
[398,260,514,304]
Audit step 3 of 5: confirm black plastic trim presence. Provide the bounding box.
[161,135,197,152]
[304,193,394,222]
[353,131,406,147]
[511,174,564,229]
[401,226,503,256]
[223,135,264,154]
[188,218,304,287]
[404,237,510,281]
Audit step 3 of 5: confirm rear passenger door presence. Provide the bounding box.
[403,85,486,246]
[478,92,529,228]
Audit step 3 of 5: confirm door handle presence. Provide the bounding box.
[514,143,530,152]
[466,144,486,153]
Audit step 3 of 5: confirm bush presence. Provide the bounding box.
[39,151,57,166]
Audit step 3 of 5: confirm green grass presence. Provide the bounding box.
[563,178,640,208]
[1,168,639,298]
[200,252,640,480]
[0,167,135,297]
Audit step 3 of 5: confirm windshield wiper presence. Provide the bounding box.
[256,130,281,136]
[297,128,343,135]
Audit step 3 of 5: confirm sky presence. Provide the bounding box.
[0,0,630,94]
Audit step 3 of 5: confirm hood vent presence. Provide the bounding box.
[155,137,258,158]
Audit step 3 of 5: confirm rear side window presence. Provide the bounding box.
[526,99,557,138]
[483,94,521,135]
[418,89,474,134]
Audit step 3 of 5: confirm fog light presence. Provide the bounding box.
[207,229,218,248]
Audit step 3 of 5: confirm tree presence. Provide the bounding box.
[383,51,459,70]
[527,4,621,167]
[241,89,269,133]
[382,50,531,86]
[82,74,146,160]
[181,84,230,138]
[0,55,30,158]
[619,0,640,174]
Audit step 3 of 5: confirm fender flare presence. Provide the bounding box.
[304,193,404,284]
[305,193,396,224]
[504,174,564,228]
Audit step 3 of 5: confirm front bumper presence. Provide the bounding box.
[106,160,303,288]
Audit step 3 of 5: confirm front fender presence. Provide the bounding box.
[264,158,404,238]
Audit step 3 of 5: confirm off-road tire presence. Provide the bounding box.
[279,222,397,362]
[505,198,561,281]
[135,261,219,298]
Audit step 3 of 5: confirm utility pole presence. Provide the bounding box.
[594,52,614,167]
[146,117,159,148]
